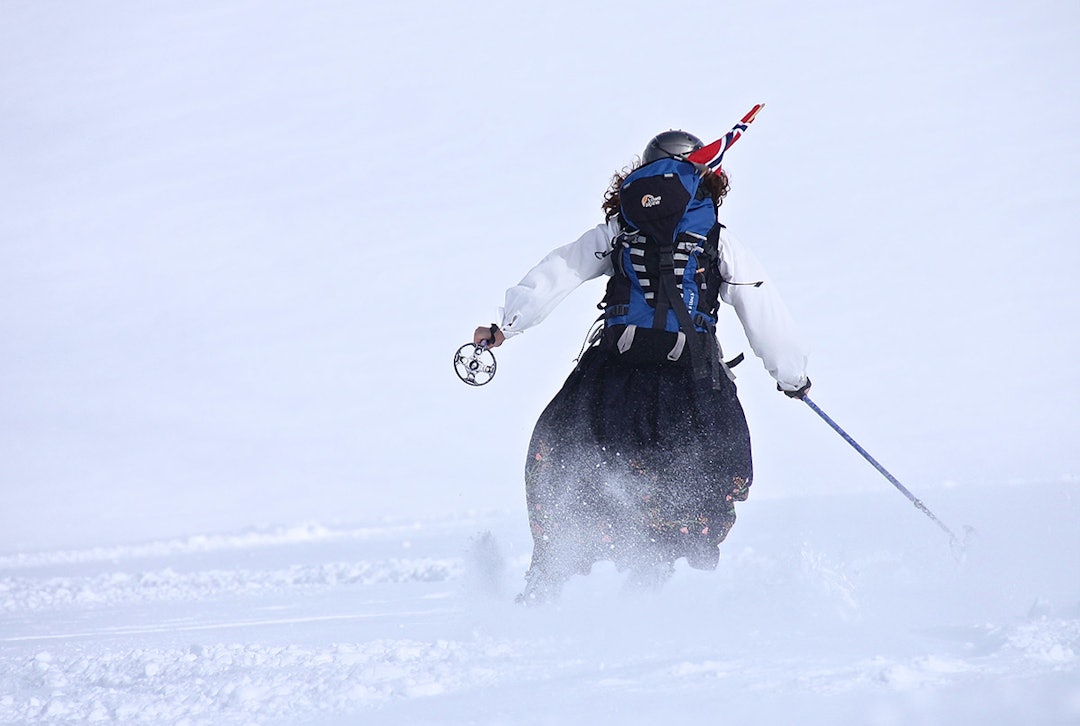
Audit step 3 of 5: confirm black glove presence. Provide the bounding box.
[779,378,811,399]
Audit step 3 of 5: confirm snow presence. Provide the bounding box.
[1,1,1078,723]
[2,484,1079,723]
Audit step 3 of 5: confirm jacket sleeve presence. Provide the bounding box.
[717,229,810,391]
[498,218,619,338]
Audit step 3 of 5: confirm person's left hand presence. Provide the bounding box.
[780,378,811,399]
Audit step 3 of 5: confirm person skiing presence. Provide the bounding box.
[472,125,810,604]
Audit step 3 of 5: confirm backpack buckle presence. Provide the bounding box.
[657,243,675,273]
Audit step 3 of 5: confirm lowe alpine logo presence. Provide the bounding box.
[641,194,662,208]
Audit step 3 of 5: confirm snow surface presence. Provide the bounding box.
[2,483,1079,724]
[1,1,1078,723]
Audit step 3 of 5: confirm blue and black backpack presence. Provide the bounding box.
[600,157,725,373]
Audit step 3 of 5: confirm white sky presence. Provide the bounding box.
[1,0,1077,550]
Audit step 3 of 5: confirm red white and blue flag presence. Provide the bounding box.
[687,103,765,171]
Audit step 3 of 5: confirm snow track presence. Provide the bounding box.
[0,556,460,612]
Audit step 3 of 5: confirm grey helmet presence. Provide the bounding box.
[642,130,704,164]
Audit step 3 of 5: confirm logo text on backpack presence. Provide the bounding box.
[641,194,662,208]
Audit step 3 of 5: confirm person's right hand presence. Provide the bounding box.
[473,324,505,348]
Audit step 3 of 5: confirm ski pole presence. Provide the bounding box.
[801,395,959,545]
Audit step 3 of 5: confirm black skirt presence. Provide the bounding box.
[524,327,753,580]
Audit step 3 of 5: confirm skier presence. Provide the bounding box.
[473,129,811,604]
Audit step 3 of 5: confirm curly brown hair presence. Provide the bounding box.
[602,163,730,221]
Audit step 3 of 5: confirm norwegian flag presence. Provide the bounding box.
[687,103,765,171]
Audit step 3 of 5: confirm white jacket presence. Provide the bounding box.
[499,217,809,391]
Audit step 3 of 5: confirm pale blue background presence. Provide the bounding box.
[2,0,1077,550]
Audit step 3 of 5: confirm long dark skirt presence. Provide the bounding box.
[522,328,753,593]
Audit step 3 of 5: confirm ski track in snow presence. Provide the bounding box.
[1,485,1079,724]
[0,556,460,613]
